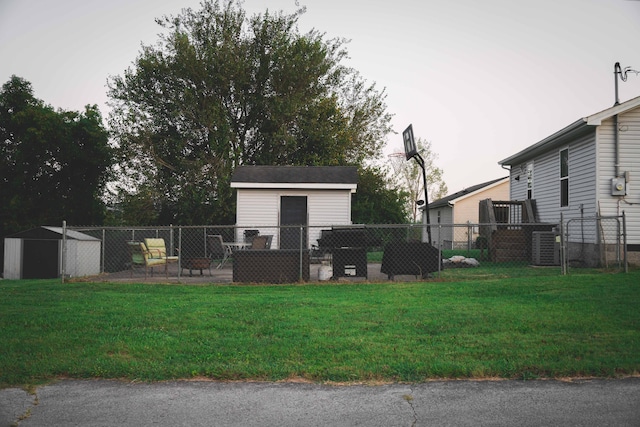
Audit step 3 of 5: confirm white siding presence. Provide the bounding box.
[597,110,640,244]
[235,188,352,249]
[65,240,101,277]
[3,238,22,279]
[527,132,596,224]
[428,206,453,247]
[509,163,528,200]
[570,133,598,218]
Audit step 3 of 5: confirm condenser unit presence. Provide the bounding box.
[532,231,560,266]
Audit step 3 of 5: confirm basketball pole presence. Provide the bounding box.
[413,152,432,244]
[403,124,432,244]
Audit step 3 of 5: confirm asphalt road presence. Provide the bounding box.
[2,378,639,426]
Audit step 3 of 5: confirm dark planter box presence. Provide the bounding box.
[332,247,368,279]
[233,249,310,283]
[380,241,441,280]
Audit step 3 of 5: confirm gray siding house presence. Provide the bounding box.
[230,166,358,249]
[498,95,640,263]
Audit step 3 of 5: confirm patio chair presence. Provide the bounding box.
[144,238,178,261]
[264,235,273,249]
[144,238,179,274]
[207,234,232,269]
[244,229,260,245]
[128,241,170,278]
[250,235,269,249]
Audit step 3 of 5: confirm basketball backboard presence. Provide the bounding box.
[403,124,417,160]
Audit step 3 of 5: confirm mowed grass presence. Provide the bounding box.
[1,271,639,387]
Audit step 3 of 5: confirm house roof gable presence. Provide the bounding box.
[498,95,640,166]
[427,177,508,209]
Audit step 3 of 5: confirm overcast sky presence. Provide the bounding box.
[2,0,640,193]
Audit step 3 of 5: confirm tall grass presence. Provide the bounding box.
[1,271,639,387]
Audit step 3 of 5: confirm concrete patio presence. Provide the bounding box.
[85,261,429,284]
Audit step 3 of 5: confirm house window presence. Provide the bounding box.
[437,210,441,224]
[526,162,533,199]
[560,148,569,207]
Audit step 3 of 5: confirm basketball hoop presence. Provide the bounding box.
[388,152,407,175]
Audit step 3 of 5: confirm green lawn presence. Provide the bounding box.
[1,271,639,387]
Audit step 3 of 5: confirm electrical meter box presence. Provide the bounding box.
[611,177,627,196]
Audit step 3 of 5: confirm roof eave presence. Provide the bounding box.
[447,177,509,204]
[498,95,640,167]
[498,119,590,166]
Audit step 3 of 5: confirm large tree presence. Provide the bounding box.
[352,166,409,224]
[108,0,393,225]
[0,75,113,235]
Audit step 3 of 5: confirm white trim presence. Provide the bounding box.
[586,96,640,125]
[231,182,357,192]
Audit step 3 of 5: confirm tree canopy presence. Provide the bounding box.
[389,138,448,222]
[107,0,394,225]
[352,166,409,224]
[0,75,113,236]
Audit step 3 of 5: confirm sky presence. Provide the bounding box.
[2,0,640,194]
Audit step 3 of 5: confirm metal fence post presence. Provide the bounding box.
[61,220,67,283]
[623,211,628,273]
[101,228,106,274]
[299,225,304,281]
[437,224,442,277]
[177,226,182,280]
[560,213,566,275]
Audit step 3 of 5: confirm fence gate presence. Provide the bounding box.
[563,214,626,273]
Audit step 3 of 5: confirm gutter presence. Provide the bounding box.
[498,118,589,166]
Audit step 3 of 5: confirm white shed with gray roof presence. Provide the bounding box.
[230,166,358,249]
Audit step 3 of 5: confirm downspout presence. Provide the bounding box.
[614,113,620,178]
[614,62,621,178]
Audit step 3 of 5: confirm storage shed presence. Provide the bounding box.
[3,227,101,279]
[230,166,358,249]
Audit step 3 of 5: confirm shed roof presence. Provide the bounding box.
[427,177,508,209]
[231,166,358,190]
[499,95,640,166]
[7,226,99,241]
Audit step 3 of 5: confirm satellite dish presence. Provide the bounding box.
[416,200,425,206]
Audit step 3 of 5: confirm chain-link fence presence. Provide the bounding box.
[54,217,628,284]
[563,215,627,273]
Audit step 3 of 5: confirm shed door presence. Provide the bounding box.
[280,196,307,249]
[22,239,59,279]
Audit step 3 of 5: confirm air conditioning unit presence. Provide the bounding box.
[532,231,560,266]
